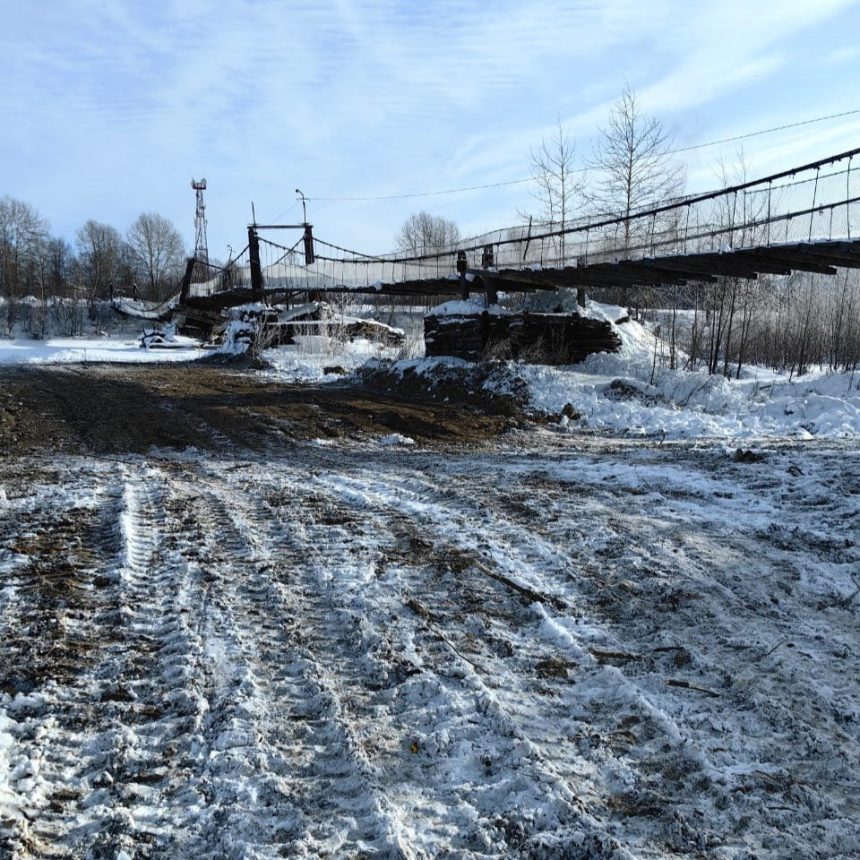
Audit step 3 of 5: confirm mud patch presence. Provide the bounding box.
[0,364,522,455]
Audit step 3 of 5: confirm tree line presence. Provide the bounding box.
[0,200,186,322]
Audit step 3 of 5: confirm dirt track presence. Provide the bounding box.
[0,364,520,456]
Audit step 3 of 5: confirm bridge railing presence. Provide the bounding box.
[304,146,860,288]
[189,147,860,299]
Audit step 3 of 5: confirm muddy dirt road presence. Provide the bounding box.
[1,366,858,858]
[0,364,519,456]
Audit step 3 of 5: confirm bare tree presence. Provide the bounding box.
[591,82,685,258]
[0,197,48,294]
[527,120,586,267]
[700,152,768,376]
[396,212,460,254]
[0,197,49,334]
[75,220,125,301]
[44,237,75,296]
[127,212,185,300]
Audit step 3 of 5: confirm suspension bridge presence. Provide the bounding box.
[170,145,860,316]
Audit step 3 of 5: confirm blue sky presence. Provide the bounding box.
[2,0,860,259]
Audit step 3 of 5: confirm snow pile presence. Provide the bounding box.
[579,300,629,324]
[426,299,511,318]
[260,336,400,383]
[220,319,253,355]
[501,301,860,439]
[139,324,195,350]
[377,433,415,446]
[365,355,473,377]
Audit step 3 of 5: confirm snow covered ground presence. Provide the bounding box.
[0,337,204,365]
[259,335,405,383]
[3,304,859,443]
[0,331,406,381]
[485,301,860,440]
[1,436,858,858]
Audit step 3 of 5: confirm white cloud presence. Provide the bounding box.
[1,0,858,253]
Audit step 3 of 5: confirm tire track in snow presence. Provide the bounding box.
[0,465,129,857]
[73,467,218,858]
[4,445,857,859]
[235,462,628,858]
[310,461,738,855]
[187,465,420,857]
[361,450,860,857]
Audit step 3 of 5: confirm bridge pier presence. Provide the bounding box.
[178,257,196,304]
[457,250,469,300]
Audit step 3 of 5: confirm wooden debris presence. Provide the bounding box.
[425,310,621,363]
[473,560,566,610]
[405,597,434,620]
[734,448,766,463]
[590,648,640,663]
[666,678,720,697]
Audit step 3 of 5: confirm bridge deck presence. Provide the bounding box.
[182,237,860,311]
[477,238,860,292]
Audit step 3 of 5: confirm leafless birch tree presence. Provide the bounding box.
[591,83,685,257]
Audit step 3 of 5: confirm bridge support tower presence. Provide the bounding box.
[248,226,264,302]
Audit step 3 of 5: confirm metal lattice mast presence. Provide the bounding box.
[191,178,209,269]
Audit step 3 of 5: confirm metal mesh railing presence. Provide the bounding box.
[305,147,860,288]
[187,147,860,298]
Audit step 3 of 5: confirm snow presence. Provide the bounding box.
[112,296,178,320]
[226,301,269,315]
[493,301,860,439]
[377,432,415,446]
[1,433,859,856]
[365,355,472,377]
[426,298,511,318]
[259,336,402,383]
[0,336,203,365]
[219,319,252,355]
[0,711,19,823]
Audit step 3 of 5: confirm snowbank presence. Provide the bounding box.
[259,336,402,383]
[504,302,860,439]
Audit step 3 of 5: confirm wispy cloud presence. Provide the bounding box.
[1,0,858,253]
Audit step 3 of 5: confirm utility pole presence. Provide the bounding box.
[295,189,308,224]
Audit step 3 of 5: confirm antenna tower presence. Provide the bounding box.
[191,178,209,270]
